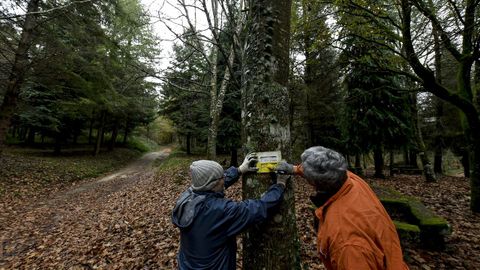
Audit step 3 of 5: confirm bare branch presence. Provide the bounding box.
[0,0,93,20]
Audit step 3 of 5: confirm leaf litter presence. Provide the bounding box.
[0,155,478,269]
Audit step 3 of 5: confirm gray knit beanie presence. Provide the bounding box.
[190,160,224,191]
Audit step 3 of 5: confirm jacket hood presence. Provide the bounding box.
[172,188,207,228]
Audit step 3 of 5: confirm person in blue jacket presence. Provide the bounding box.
[171,154,288,270]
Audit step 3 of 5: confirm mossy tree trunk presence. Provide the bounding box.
[240,0,300,269]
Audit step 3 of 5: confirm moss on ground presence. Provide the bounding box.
[373,184,451,249]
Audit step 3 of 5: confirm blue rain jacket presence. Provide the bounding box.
[171,166,284,270]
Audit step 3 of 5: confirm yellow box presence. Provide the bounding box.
[256,151,282,173]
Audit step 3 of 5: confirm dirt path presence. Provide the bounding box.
[0,147,173,269]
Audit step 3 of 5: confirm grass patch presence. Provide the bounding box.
[126,136,159,153]
[0,147,142,198]
[156,150,195,186]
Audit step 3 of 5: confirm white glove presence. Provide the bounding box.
[238,153,258,174]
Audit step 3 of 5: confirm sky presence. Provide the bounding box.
[140,0,209,73]
[140,0,179,71]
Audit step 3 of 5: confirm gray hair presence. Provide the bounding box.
[301,146,348,193]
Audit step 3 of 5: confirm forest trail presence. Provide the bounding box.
[0,147,173,269]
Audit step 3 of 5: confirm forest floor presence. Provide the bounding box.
[0,150,479,269]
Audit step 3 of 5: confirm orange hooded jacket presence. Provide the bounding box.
[312,171,409,270]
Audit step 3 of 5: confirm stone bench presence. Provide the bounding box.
[375,187,451,250]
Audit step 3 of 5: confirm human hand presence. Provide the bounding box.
[276,174,290,188]
[275,161,294,175]
[238,153,258,174]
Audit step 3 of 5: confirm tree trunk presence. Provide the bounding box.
[54,133,62,155]
[186,132,191,155]
[0,0,40,154]
[94,111,106,156]
[471,141,480,212]
[108,122,118,151]
[411,93,436,182]
[123,119,130,144]
[462,150,471,178]
[241,1,300,269]
[206,0,244,159]
[403,147,410,165]
[373,147,385,178]
[229,147,238,167]
[19,128,27,141]
[432,21,444,175]
[101,129,105,146]
[389,150,394,176]
[88,111,95,144]
[409,150,418,168]
[27,128,35,146]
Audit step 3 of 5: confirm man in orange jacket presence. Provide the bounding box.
[276,146,409,270]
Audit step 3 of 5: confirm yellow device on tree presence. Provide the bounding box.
[255,151,282,173]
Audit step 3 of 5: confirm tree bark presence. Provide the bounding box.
[0,0,40,154]
[373,146,385,178]
[433,21,444,175]
[411,93,436,182]
[88,111,95,144]
[108,122,118,151]
[94,111,106,156]
[186,132,191,155]
[389,150,394,176]
[123,119,130,144]
[54,133,62,155]
[241,1,300,269]
[229,147,238,167]
[27,128,35,146]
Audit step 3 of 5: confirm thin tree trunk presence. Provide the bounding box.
[54,133,62,155]
[88,110,95,144]
[11,126,16,138]
[471,141,480,212]
[462,150,471,178]
[355,153,363,176]
[373,147,385,178]
[403,147,410,165]
[27,128,35,146]
[101,129,105,146]
[433,21,444,175]
[389,150,394,177]
[123,119,130,144]
[108,122,118,151]
[0,0,40,155]
[94,111,106,156]
[230,147,238,167]
[206,0,244,159]
[186,132,191,155]
[411,93,436,181]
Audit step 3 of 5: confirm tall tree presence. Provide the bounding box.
[0,0,40,154]
[334,0,414,179]
[400,0,480,211]
[160,38,210,153]
[241,0,300,269]
[290,1,342,152]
